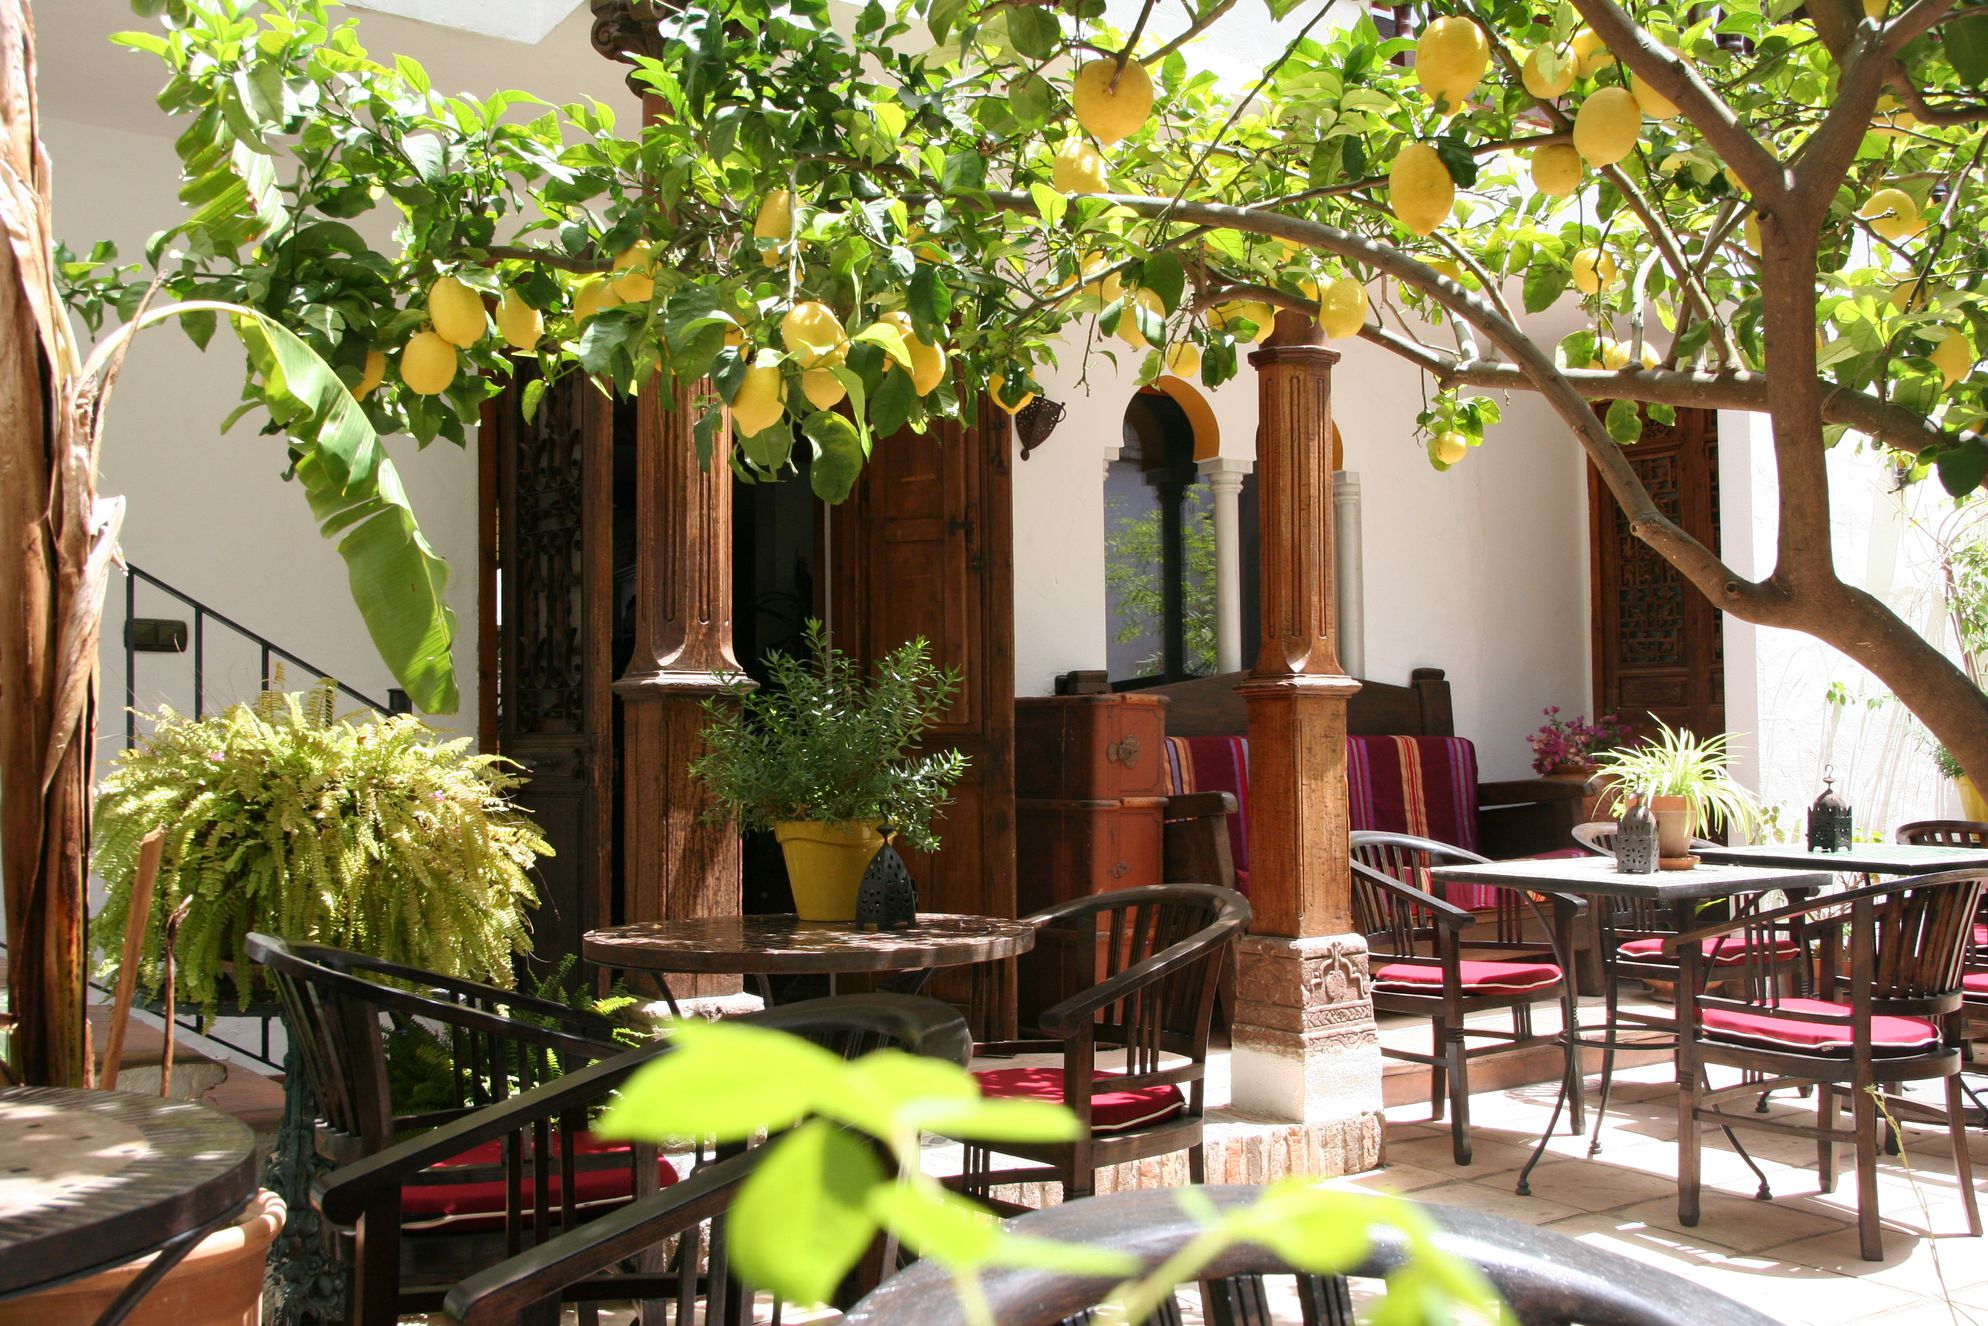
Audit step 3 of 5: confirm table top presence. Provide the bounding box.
[584,912,1038,974]
[1694,842,1988,874]
[0,1086,258,1297]
[1429,854,1834,901]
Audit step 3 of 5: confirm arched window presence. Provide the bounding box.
[1105,391,1218,683]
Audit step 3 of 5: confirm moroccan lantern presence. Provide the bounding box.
[1615,791,1659,875]
[1806,766,1854,852]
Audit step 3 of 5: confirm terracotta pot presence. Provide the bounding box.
[774,820,888,921]
[0,1188,285,1326]
[1650,795,1693,858]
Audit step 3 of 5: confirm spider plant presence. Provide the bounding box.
[1592,719,1763,839]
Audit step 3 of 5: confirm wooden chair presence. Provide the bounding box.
[1350,831,1586,1165]
[1673,871,1985,1260]
[956,883,1249,1208]
[316,993,972,1326]
[1898,822,1988,1111]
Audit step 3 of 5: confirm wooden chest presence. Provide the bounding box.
[1014,796,1168,914]
[1014,694,1170,800]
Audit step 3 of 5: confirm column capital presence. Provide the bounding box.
[589,1,664,65]
[1197,455,1254,488]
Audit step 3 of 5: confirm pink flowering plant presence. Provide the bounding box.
[1527,707,1635,776]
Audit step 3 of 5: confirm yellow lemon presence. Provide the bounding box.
[573,276,623,323]
[723,321,747,349]
[989,373,1035,415]
[730,361,787,436]
[1318,276,1369,340]
[1933,327,1973,386]
[495,289,544,352]
[1165,340,1202,378]
[1072,57,1154,145]
[754,190,794,266]
[1891,278,1937,312]
[1532,143,1582,197]
[1574,87,1642,166]
[1052,137,1110,194]
[1522,45,1575,100]
[1571,27,1614,77]
[427,275,486,348]
[612,242,655,302]
[801,366,846,411]
[353,348,386,399]
[1416,17,1489,107]
[1571,246,1617,294]
[1630,71,1679,119]
[781,301,848,368]
[1117,287,1163,349]
[400,331,459,396]
[1389,143,1455,236]
[1598,337,1631,370]
[1213,300,1276,342]
[1864,0,1886,16]
[909,338,949,395]
[1743,212,1761,254]
[1434,430,1469,464]
[1872,96,1919,140]
[1861,187,1923,241]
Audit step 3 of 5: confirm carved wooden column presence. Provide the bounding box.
[1229,312,1382,1163]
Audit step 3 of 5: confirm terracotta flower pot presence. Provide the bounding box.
[1650,794,1693,858]
[774,820,888,921]
[0,1188,285,1326]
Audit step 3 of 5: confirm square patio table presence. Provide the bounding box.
[1427,855,1834,1195]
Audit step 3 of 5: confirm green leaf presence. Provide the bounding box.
[595,1020,847,1144]
[1141,251,1185,314]
[1951,14,1988,87]
[1523,263,1569,315]
[1605,397,1644,444]
[853,322,913,368]
[942,150,987,194]
[1006,6,1061,58]
[1028,181,1068,232]
[909,266,954,337]
[867,1183,1000,1267]
[729,1121,883,1306]
[1647,402,1676,426]
[916,1095,1084,1142]
[521,378,548,423]
[1937,439,1988,495]
[873,362,916,437]
[805,411,866,504]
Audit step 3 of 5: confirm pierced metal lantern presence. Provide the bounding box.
[1616,793,1660,874]
[1807,765,1854,852]
[855,835,919,931]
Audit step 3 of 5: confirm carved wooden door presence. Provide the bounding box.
[480,372,615,971]
[1587,406,1724,740]
[829,405,1017,1035]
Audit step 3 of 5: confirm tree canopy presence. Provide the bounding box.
[70,0,1988,773]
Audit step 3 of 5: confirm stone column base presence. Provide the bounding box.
[1229,931,1383,1144]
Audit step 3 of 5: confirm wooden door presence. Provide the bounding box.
[1588,406,1724,740]
[479,372,616,972]
[830,405,1017,1035]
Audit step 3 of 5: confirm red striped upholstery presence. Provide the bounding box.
[1618,934,1802,966]
[1373,959,1563,996]
[1164,735,1251,893]
[1699,997,1941,1054]
[973,1066,1186,1132]
[401,1134,678,1233]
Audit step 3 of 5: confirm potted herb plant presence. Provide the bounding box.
[692,622,967,921]
[1592,719,1762,860]
[92,681,547,1013]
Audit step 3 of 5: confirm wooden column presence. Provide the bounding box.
[1227,312,1382,1156]
[614,381,747,999]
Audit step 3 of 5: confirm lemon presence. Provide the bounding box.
[909,338,949,395]
[1571,247,1617,294]
[1574,87,1642,166]
[1864,0,1886,16]
[1052,137,1110,194]
[801,366,846,410]
[1318,276,1369,340]
[1891,278,1937,312]
[1932,327,1973,386]
[1571,27,1614,77]
[574,276,623,323]
[781,301,848,368]
[400,331,459,396]
[989,373,1035,415]
[427,275,486,348]
[353,348,386,399]
[1860,187,1923,241]
[1743,212,1761,254]
[1117,287,1163,349]
[1213,300,1276,343]
[1598,337,1631,370]
[731,360,787,436]
[1072,57,1154,145]
[496,290,544,352]
[1532,143,1582,197]
[754,190,794,266]
[723,322,747,349]
[612,242,655,302]
[1434,431,1469,465]
[1165,340,1202,378]
[1872,96,1919,140]
[1389,143,1455,236]
[1522,45,1575,100]
[1630,71,1679,119]
[1416,17,1489,107]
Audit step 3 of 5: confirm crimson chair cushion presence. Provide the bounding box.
[1974,922,1988,949]
[1963,971,1988,998]
[1372,959,1563,996]
[401,1133,678,1233]
[973,1065,1187,1132]
[1699,996,1941,1054]
[1617,934,1802,966]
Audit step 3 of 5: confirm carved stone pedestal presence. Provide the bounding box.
[1230,932,1384,1147]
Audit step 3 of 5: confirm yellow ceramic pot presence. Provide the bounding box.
[774,820,888,921]
[1959,776,1988,824]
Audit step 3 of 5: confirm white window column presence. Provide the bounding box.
[1198,456,1253,674]
[1333,469,1364,679]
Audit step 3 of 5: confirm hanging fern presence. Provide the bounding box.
[92,680,549,1015]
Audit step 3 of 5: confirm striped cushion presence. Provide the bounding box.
[1164,735,1251,892]
[1349,736,1494,908]
[1699,997,1940,1054]
[1373,959,1563,996]
[1618,934,1802,966]
[401,1134,678,1233]
[973,1066,1186,1132]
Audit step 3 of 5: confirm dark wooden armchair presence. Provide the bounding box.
[958,884,1250,1207]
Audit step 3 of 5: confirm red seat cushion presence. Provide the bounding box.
[1973,922,1988,949]
[1372,959,1563,996]
[973,1066,1186,1132]
[1963,971,1988,998]
[1699,996,1940,1054]
[401,1133,678,1233]
[1617,934,1802,966]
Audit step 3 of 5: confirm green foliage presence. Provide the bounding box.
[690,622,967,852]
[1592,718,1764,839]
[596,1019,1507,1319]
[91,681,546,1015]
[1104,485,1218,677]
